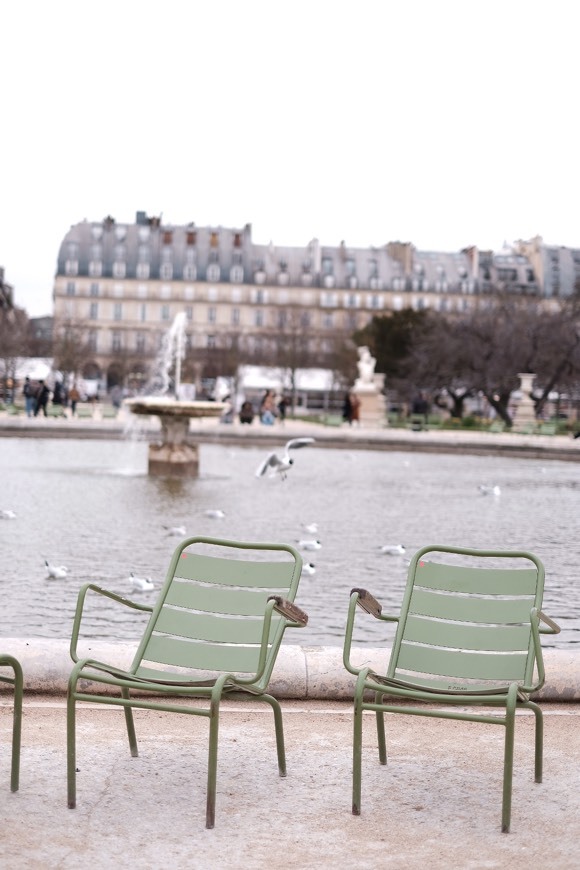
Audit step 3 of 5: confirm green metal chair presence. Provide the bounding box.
[343,545,560,832]
[67,536,307,828]
[0,654,24,792]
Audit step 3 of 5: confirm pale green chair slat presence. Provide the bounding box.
[155,606,281,644]
[344,544,558,833]
[416,561,538,595]
[165,581,275,616]
[67,536,306,828]
[409,588,535,623]
[404,615,531,651]
[398,642,528,681]
[142,634,262,673]
[176,553,295,588]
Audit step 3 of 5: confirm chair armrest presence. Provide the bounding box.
[268,595,309,627]
[538,610,561,634]
[70,583,154,663]
[351,587,382,618]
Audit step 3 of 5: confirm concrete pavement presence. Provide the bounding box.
[1,695,579,869]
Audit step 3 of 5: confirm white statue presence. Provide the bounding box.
[356,346,376,386]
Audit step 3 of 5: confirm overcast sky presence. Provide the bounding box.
[2,0,579,317]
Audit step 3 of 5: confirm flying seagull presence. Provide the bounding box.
[255,437,315,480]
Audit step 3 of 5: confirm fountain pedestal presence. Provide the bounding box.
[126,399,226,477]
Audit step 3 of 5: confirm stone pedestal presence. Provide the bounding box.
[352,373,386,427]
[126,399,225,477]
[513,373,536,428]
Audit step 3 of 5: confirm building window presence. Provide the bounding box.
[255,309,264,326]
[89,302,98,319]
[89,261,102,277]
[113,284,124,297]
[161,305,170,321]
[183,264,197,281]
[160,285,171,299]
[208,286,218,301]
[111,330,122,352]
[138,244,149,263]
[322,257,333,275]
[207,334,216,348]
[208,306,216,323]
[230,264,244,283]
[113,262,126,278]
[231,287,242,303]
[278,310,287,328]
[186,229,197,245]
[136,263,150,279]
[232,307,240,326]
[160,263,173,280]
[66,281,76,296]
[185,306,193,321]
[65,260,78,276]
[207,263,221,282]
[140,304,147,322]
[136,331,146,352]
[368,294,382,309]
[88,329,98,351]
[323,312,334,328]
[321,291,337,307]
[163,230,173,245]
[90,282,99,296]
[137,284,147,298]
[301,311,311,328]
[113,303,122,321]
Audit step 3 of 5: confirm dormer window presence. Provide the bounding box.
[163,230,173,245]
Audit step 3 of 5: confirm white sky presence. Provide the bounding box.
[1,0,579,316]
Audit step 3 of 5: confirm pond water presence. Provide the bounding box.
[0,438,578,649]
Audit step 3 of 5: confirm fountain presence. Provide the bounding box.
[125,313,226,477]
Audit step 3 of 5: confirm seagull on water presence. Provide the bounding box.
[255,437,315,481]
[301,562,316,576]
[205,509,225,519]
[379,544,406,556]
[478,484,501,496]
[45,560,69,579]
[297,539,322,551]
[164,525,186,536]
[1,510,17,519]
[130,573,155,592]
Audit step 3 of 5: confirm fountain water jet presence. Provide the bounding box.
[125,313,226,477]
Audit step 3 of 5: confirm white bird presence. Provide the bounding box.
[45,560,68,579]
[301,562,316,576]
[164,525,186,536]
[255,437,315,480]
[302,522,318,535]
[0,510,17,519]
[297,539,322,551]
[478,484,501,496]
[205,509,225,519]
[130,573,155,592]
[379,544,406,556]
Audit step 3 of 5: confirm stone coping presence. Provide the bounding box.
[1,638,578,702]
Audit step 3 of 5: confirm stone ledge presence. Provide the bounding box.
[1,639,578,702]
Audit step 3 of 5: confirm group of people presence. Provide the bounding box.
[22,377,82,418]
[238,391,289,426]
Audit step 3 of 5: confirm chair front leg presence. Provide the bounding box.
[527,700,544,783]
[501,684,518,833]
[10,657,23,793]
[259,693,286,777]
[375,692,387,765]
[352,672,367,816]
[121,688,138,757]
[66,685,77,809]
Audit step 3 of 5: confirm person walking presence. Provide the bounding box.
[342,391,353,425]
[68,384,81,416]
[23,377,35,417]
[34,380,50,417]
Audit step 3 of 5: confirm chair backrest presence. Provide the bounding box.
[387,545,545,693]
[131,537,302,688]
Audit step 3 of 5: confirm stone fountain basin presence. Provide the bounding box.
[125,399,227,418]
